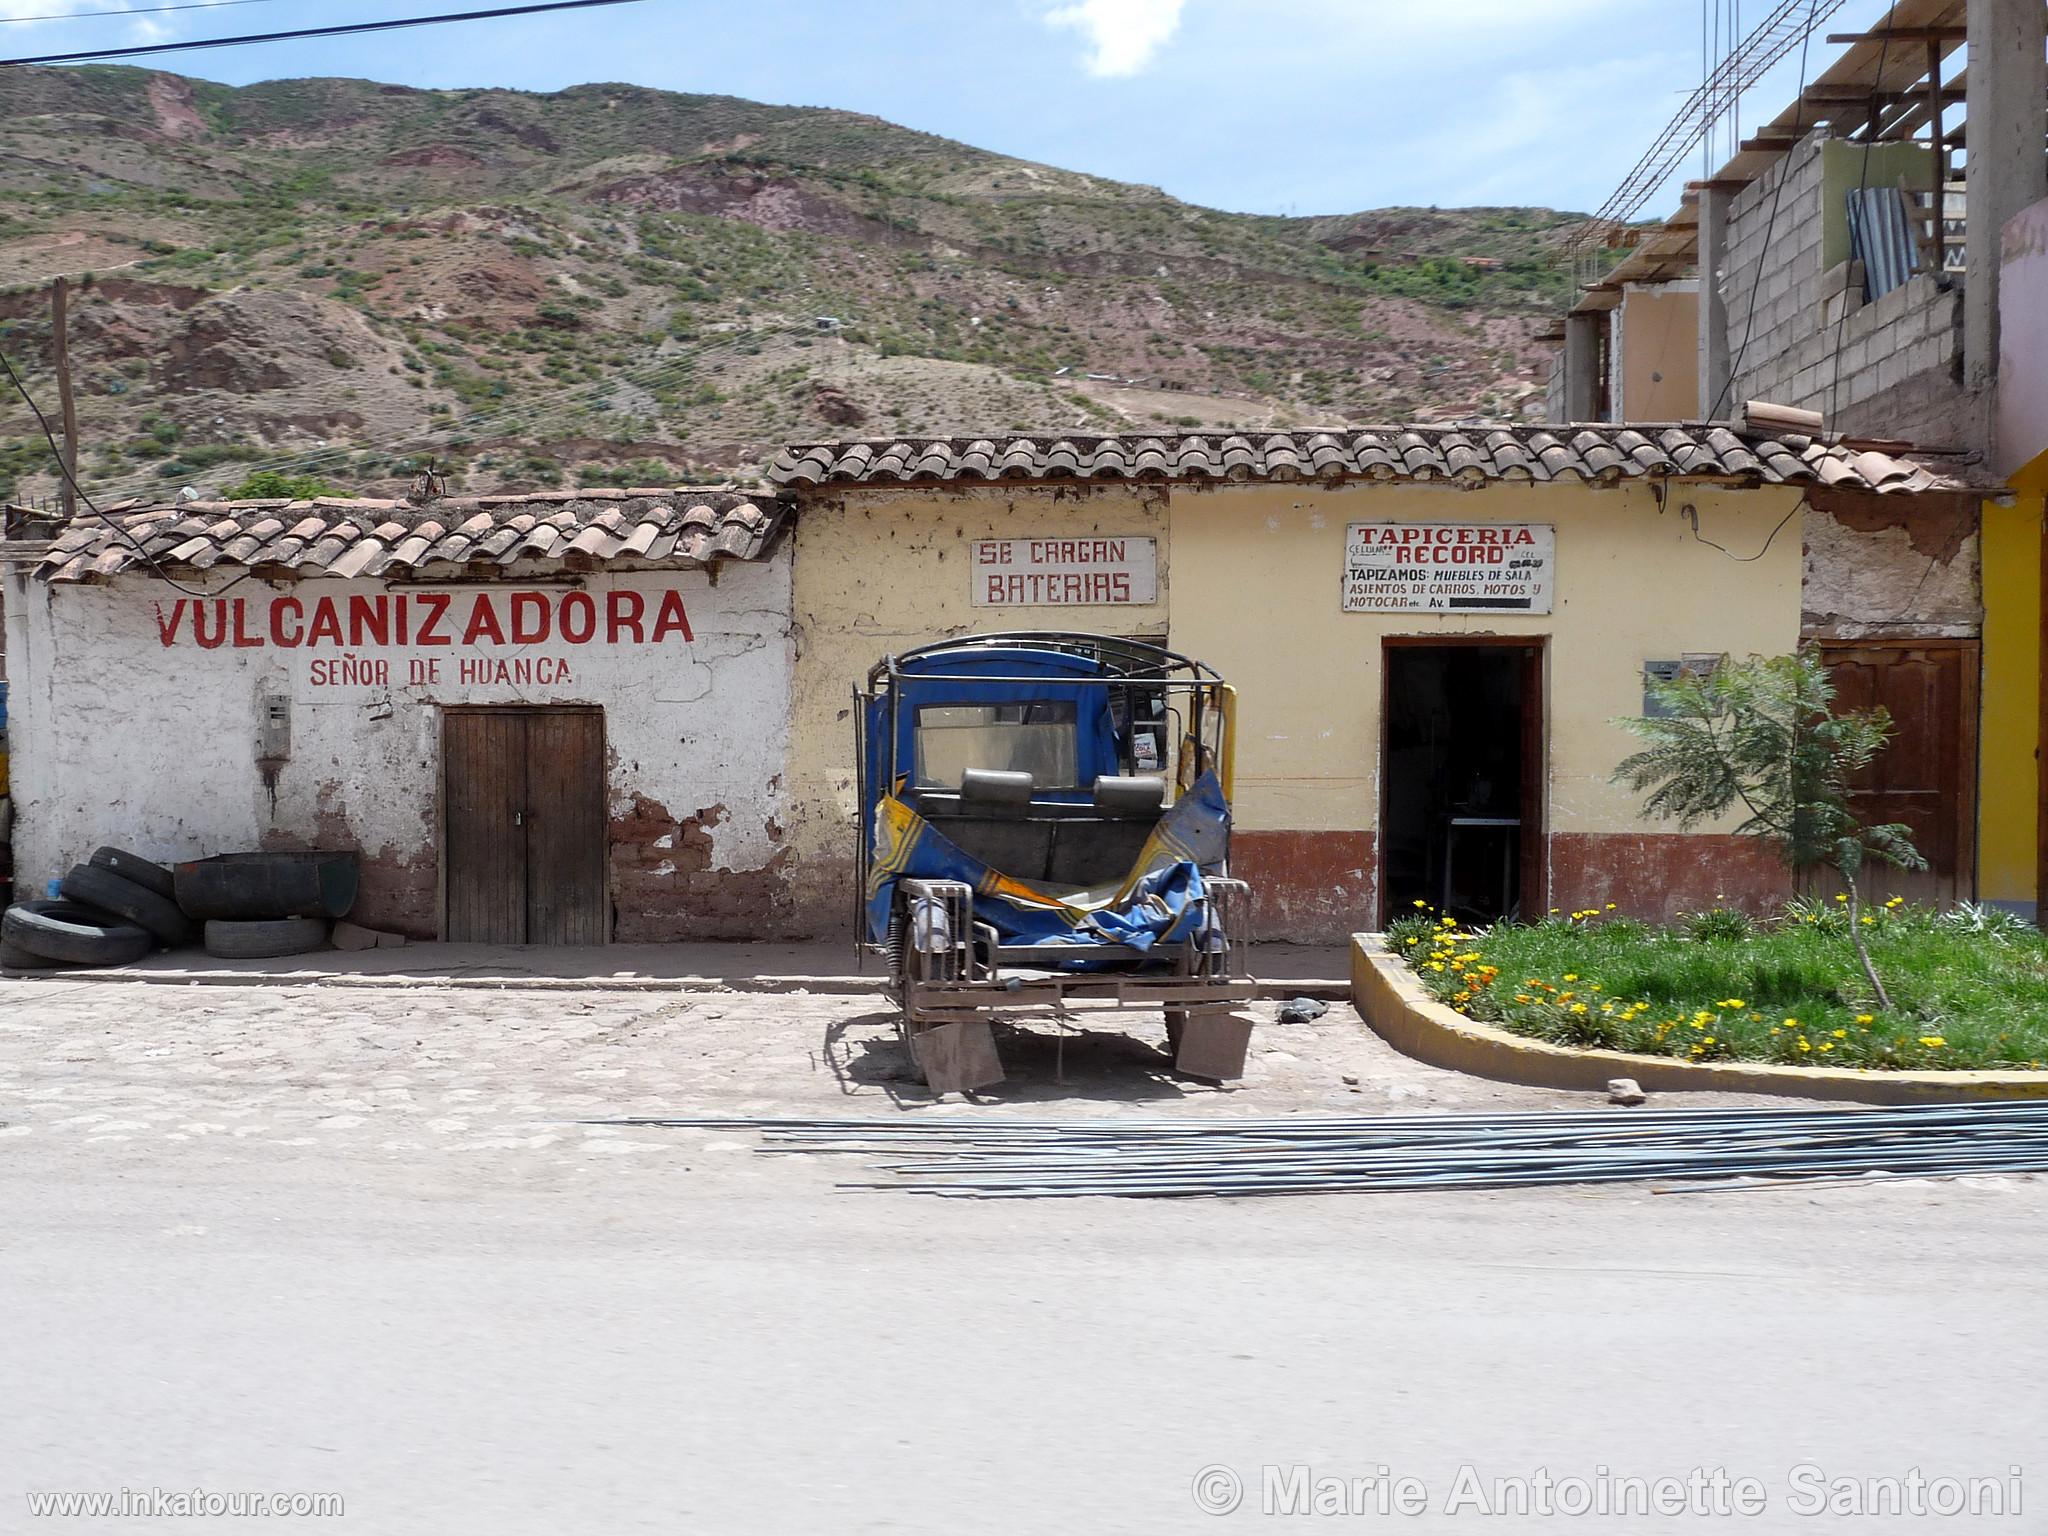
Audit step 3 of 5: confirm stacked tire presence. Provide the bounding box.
[1,847,185,972]
[176,852,355,960]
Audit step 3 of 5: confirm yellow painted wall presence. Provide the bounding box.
[1619,287,1700,421]
[1163,480,1805,838]
[1980,477,2046,908]
[786,483,1170,919]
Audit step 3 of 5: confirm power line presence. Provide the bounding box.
[2,0,291,27]
[0,0,645,66]
[0,343,248,597]
[1710,0,1826,421]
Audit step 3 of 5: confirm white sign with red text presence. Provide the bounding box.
[1342,523,1555,614]
[971,537,1158,607]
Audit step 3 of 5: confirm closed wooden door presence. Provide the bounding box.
[1820,641,1978,906]
[444,708,608,944]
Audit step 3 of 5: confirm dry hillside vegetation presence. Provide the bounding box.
[0,66,1584,502]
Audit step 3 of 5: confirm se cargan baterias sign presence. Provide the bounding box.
[1342,523,1555,614]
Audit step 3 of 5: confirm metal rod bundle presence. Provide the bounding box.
[595,1102,2048,1198]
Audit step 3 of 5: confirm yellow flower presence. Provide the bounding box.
[1562,973,1579,983]
[1818,1042,1833,1053]
[1514,994,1532,1004]
[1783,1017,1799,1028]
[1570,1002,1589,1015]
[1798,1039,1811,1053]
[1405,937,1421,947]
[1919,1036,1946,1048]
[1834,893,1848,903]
[1854,1014,1873,1025]
[1703,1035,1716,1045]
[1605,903,1617,910]
[1426,962,1445,972]
[1413,899,1428,908]
[1717,998,1746,1010]
[1833,1028,1848,1039]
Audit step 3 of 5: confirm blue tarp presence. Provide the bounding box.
[865,770,1231,967]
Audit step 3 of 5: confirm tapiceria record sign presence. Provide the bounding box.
[1342,522,1555,614]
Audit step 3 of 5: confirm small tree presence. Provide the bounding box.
[1612,650,1924,1009]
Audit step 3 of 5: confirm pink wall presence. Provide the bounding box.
[1998,195,2048,478]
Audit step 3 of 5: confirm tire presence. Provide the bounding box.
[88,845,177,901]
[203,917,330,960]
[0,938,69,971]
[176,853,358,922]
[2,901,152,967]
[60,863,193,948]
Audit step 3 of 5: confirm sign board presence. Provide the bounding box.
[1342,523,1555,614]
[972,537,1158,607]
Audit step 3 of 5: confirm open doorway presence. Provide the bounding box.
[1381,641,1544,926]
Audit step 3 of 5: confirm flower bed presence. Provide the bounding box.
[1385,900,2048,1073]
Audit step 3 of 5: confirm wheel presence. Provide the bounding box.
[88,845,177,901]
[2,901,153,967]
[60,863,193,948]
[203,918,331,959]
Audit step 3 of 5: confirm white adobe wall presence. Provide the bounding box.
[2,555,794,939]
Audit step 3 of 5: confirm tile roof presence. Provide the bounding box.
[772,426,1964,495]
[38,488,785,585]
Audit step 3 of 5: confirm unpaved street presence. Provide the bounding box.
[3,978,2044,1533]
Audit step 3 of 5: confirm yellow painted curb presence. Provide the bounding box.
[1351,934,2048,1105]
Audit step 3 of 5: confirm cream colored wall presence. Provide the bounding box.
[1618,286,1700,421]
[786,483,1170,917]
[1164,480,1805,838]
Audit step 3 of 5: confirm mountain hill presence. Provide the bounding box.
[0,65,1585,504]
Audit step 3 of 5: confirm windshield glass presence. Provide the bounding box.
[914,701,1078,789]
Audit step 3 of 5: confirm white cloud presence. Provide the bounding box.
[1042,0,1186,77]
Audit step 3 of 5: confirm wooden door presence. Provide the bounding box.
[444,708,608,944]
[1820,641,1978,906]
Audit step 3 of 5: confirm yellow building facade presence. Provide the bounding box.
[777,429,1985,941]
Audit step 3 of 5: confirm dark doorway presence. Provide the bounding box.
[443,707,608,944]
[1381,643,1543,926]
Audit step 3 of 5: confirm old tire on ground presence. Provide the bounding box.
[176,852,358,922]
[88,845,177,901]
[0,937,70,970]
[1,901,152,967]
[203,917,331,959]
[60,863,193,947]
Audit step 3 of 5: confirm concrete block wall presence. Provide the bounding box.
[1722,131,1964,432]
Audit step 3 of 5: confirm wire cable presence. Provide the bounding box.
[1826,26,1897,424]
[0,344,248,596]
[1709,0,1825,421]
[2,0,291,26]
[0,0,644,66]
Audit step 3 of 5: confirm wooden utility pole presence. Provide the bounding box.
[50,274,79,521]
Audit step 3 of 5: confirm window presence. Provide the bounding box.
[915,701,1077,789]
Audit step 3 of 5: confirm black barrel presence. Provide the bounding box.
[174,852,359,921]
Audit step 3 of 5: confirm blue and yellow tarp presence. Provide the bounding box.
[865,771,1231,965]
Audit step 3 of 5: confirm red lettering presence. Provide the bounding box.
[348,595,389,647]
[153,599,188,647]
[462,594,506,646]
[193,600,228,650]
[307,596,344,646]
[606,589,645,643]
[270,597,303,648]
[560,591,596,643]
[1111,573,1131,602]
[510,592,551,644]
[651,589,693,642]
[231,598,262,648]
[416,592,452,646]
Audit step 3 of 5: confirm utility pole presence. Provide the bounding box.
[50,274,79,521]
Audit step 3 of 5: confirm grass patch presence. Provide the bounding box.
[1387,900,2048,1073]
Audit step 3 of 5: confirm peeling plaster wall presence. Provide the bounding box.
[785,483,1170,934]
[1800,493,1981,639]
[4,556,793,939]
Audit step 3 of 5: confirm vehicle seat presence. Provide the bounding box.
[1093,775,1166,817]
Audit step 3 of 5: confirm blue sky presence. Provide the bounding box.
[2,0,1899,219]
